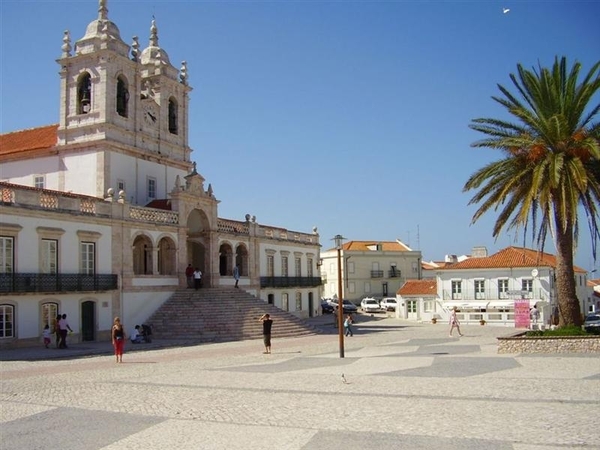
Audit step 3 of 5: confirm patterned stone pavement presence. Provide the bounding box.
[1,315,598,450]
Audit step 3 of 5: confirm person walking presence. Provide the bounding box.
[449,307,463,337]
[193,268,202,290]
[112,317,126,363]
[58,314,73,348]
[185,264,194,288]
[259,313,273,354]
[42,324,52,348]
[344,314,354,337]
[530,305,540,327]
[233,264,240,288]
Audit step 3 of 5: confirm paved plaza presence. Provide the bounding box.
[1,315,599,450]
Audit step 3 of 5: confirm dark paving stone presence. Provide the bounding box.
[301,430,513,450]
[1,406,165,450]
[378,356,521,378]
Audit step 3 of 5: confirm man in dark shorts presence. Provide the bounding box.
[259,313,273,354]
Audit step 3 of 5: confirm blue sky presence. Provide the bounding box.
[1,0,599,273]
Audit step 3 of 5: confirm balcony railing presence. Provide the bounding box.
[0,273,119,294]
[442,288,552,302]
[388,269,401,278]
[371,270,384,278]
[260,276,322,288]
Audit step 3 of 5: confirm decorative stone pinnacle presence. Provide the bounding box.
[98,0,108,21]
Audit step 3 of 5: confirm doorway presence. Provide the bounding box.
[81,300,95,341]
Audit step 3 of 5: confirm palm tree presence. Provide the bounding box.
[464,57,600,327]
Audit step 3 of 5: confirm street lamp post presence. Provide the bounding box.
[333,234,345,358]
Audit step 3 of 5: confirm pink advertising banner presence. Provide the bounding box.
[514,299,531,328]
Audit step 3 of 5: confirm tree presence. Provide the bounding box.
[464,57,600,327]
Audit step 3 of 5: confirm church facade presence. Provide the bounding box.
[0,1,322,347]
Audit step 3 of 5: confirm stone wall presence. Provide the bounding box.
[497,333,600,353]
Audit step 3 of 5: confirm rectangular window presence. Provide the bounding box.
[522,279,533,293]
[475,280,485,299]
[147,177,156,199]
[295,257,301,277]
[0,305,14,338]
[282,293,289,312]
[329,263,335,275]
[80,242,95,275]
[451,280,462,300]
[42,302,59,330]
[295,292,302,311]
[348,281,355,294]
[41,239,58,274]
[0,237,14,274]
[498,279,509,299]
[364,282,371,293]
[267,255,274,277]
[347,261,355,274]
[34,175,45,189]
[424,300,435,312]
[407,301,417,313]
[281,256,288,277]
[307,258,313,278]
[117,180,126,192]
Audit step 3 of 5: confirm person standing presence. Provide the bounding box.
[112,317,126,363]
[259,313,273,354]
[344,314,354,337]
[185,264,194,288]
[233,264,240,288]
[54,313,62,348]
[58,314,73,349]
[530,305,540,327]
[449,307,463,337]
[193,268,202,290]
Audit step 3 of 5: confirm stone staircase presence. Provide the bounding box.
[146,287,320,342]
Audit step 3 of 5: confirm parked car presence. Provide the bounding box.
[360,297,381,313]
[328,299,358,314]
[379,298,398,311]
[583,312,600,334]
[321,300,334,314]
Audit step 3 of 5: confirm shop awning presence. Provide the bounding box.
[442,301,489,309]
[488,299,549,308]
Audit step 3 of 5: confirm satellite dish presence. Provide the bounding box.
[531,269,539,277]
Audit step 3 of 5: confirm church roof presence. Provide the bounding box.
[0,125,58,159]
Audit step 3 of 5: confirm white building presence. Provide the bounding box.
[0,1,321,348]
[320,239,422,302]
[397,246,589,327]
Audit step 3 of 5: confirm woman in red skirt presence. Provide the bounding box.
[111,317,126,363]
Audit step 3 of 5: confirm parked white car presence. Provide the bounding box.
[379,298,398,311]
[360,297,380,313]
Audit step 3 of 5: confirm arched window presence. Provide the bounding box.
[116,75,129,117]
[77,72,92,114]
[168,97,178,134]
[132,235,153,275]
[157,237,176,275]
[41,302,59,332]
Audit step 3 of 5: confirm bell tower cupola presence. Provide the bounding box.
[56,0,138,146]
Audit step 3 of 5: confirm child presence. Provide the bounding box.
[42,324,52,348]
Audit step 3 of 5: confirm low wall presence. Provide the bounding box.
[497,333,600,353]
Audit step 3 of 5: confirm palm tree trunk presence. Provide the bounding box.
[553,215,582,327]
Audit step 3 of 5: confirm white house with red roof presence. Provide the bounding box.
[320,240,422,302]
[397,246,589,327]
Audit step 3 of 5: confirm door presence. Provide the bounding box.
[308,292,314,317]
[81,301,95,341]
[407,300,418,320]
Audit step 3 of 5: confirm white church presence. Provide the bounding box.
[0,0,322,347]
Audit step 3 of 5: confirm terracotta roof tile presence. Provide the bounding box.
[440,246,586,273]
[325,240,411,252]
[145,199,172,210]
[0,124,58,158]
[398,279,437,296]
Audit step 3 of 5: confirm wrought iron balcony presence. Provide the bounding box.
[260,276,322,288]
[388,269,401,278]
[370,270,384,278]
[0,273,118,294]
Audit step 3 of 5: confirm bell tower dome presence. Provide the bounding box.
[56,0,138,147]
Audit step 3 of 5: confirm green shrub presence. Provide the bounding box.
[525,326,589,337]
